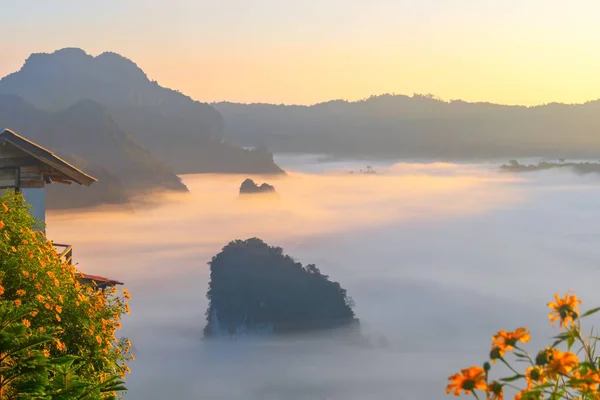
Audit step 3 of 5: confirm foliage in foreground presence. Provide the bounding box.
[0,191,133,399]
[446,291,600,400]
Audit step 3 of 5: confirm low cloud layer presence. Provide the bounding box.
[46,158,600,400]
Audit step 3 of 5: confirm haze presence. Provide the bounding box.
[4,1,600,105]
[45,157,600,399]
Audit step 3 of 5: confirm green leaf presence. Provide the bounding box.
[582,307,600,318]
[500,374,524,382]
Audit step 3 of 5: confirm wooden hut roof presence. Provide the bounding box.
[79,273,124,288]
[0,128,97,186]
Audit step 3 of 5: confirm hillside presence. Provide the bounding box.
[204,238,358,337]
[215,94,600,160]
[0,94,186,209]
[0,48,284,175]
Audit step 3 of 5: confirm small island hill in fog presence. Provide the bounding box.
[204,238,359,337]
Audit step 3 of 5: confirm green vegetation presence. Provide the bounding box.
[204,238,358,337]
[0,191,133,399]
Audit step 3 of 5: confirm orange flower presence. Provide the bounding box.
[39,327,46,333]
[96,335,103,345]
[13,299,21,307]
[44,303,52,310]
[30,311,38,317]
[22,270,29,277]
[545,349,579,378]
[491,328,530,359]
[487,381,503,400]
[22,239,28,245]
[55,339,66,351]
[446,366,487,396]
[1,203,7,212]
[36,294,45,302]
[514,389,532,400]
[0,220,4,230]
[16,289,26,296]
[55,314,61,322]
[525,366,546,389]
[0,285,4,296]
[55,305,62,313]
[42,349,50,357]
[22,318,31,328]
[570,369,600,393]
[131,353,135,361]
[547,291,581,330]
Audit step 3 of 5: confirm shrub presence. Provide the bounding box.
[0,191,132,399]
[446,291,600,400]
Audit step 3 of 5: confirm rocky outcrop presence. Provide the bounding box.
[204,238,359,337]
[239,178,277,195]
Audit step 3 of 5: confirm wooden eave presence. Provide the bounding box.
[0,128,97,186]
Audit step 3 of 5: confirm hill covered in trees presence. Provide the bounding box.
[215,94,600,160]
[0,48,284,177]
[204,238,358,337]
[500,159,600,174]
[0,94,185,209]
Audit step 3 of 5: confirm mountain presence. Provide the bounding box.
[215,94,600,160]
[204,238,358,337]
[0,48,284,175]
[0,94,186,209]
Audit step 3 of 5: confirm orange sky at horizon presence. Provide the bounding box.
[3,0,600,106]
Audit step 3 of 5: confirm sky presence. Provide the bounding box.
[3,0,600,106]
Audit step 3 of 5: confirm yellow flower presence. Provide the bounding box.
[570,369,600,393]
[13,299,21,307]
[547,291,581,330]
[55,314,61,322]
[96,335,103,345]
[11,246,16,252]
[55,339,66,351]
[491,328,530,359]
[131,353,135,361]
[22,318,31,328]
[487,381,503,400]
[446,366,487,396]
[525,366,546,389]
[0,285,4,296]
[16,289,26,296]
[545,349,579,378]
[123,288,131,300]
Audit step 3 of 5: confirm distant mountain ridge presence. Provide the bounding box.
[0,48,284,175]
[215,94,600,160]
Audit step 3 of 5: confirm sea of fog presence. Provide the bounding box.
[46,155,600,400]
